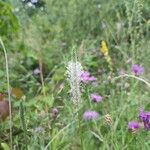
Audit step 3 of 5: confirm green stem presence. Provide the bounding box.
[113,74,150,88]
[77,110,84,150]
[0,37,13,150]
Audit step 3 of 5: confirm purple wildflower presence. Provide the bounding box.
[90,93,102,103]
[139,110,147,122]
[80,71,90,83]
[83,110,99,120]
[81,71,90,77]
[139,110,150,130]
[80,71,97,84]
[131,64,144,75]
[89,76,97,82]
[128,121,140,130]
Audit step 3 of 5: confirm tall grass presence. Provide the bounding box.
[0,38,13,150]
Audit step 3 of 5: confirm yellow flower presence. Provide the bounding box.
[105,55,112,65]
[100,40,109,55]
[100,40,113,71]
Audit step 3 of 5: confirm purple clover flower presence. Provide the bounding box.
[131,64,144,75]
[90,93,102,103]
[128,121,140,130]
[80,71,97,84]
[139,110,150,130]
[83,110,99,120]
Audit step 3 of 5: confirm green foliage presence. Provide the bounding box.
[0,1,19,36]
[1,143,10,150]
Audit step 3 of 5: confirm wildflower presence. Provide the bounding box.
[100,40,108,55]
[89,76,97,82]
[128,121,140,130]
[90,93,102,103]
[104,114,113,125]
[128,121,140,134]
[131,64,144,75]
[83,110,99,120]
[139,110,150,130]
[100,41,113,71]
[139,110,147,122]
[80,71,91,83]
[66,61,82,105]
[80,71,97,84]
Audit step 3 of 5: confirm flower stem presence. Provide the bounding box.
[77,109,84,150]
[0,37,13,150]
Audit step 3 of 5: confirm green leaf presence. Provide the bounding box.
[0,1,19,36]
[1,143,10,150]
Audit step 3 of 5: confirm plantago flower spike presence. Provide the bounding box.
[66,60,83,105]
[104,114,113,125]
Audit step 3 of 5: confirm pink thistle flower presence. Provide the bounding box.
[80,71,97,84]
[90,93,102,103]
[81,71,90,77]
[89,76,97,82]
[139,110,150,130]
[128,121,140,130]
[80,71,90,83]
[83,110,99,120]
[131,64,144,75]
